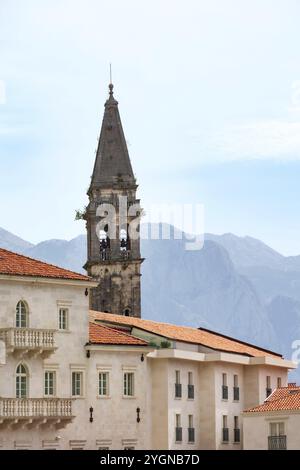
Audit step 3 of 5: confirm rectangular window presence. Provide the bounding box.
[233,374,240,401]
[188,415,195,443]
[59,308,68,330]
[234,416,240,443]
[234,416,239,429]
[175,370,182,398]
[99,372,109,397]
[270,422,285,437]
[266,376,272,397]
[277,377,282,388]
[222,373,228,400]
[123,372,134,397]
[222,415,229,442]
[45,371,56,396]
[16,376,27,398]
[268,422,286,450]
[72,372,83,397]
[175,414,182,442]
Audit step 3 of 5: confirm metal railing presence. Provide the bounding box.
[222,427,229,442]
[268,436,287,450]
[222,385,228,400]
[0,328,55,350]
[234,428,241,443]
[0,398,73,419]
[188,427,195,443]
[175,427,182,442]
[188,384,194,399]
[175,383,182,398]
[233,386,240,401]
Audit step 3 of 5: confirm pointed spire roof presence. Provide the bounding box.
[89,83,136,191]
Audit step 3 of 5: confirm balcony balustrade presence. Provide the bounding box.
[0,328,56,357]
[0,398,74,428]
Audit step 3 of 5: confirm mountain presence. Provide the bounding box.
[0,227,33,254]
[141,236,279,350]
[25,236,87,274]
[206,233,284,269]
[0,226,299,379]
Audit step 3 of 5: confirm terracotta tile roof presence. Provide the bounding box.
[89,311,282,358]
[0,248,91,281]
[244,385,300,413]
[89,322,148,346]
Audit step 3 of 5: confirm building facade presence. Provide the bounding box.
[243,384,300,450]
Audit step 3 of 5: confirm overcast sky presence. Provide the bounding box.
[1,0,300,254]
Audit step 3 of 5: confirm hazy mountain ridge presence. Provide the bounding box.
[1,225,299,380]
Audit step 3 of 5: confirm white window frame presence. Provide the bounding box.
[123,372,135,398]
[58,308,69,331]
[16,300,28,328]
[44,370,56,397]
[70,364,86,398]
[16,363,29,398]
[270,422,285,437]
[98,371,109,397]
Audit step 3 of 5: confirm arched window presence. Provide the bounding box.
[16,364,28,398]
[120,228,130,253]
[16,301,28,328]
[123,308,131,317]
[99,225,110,260]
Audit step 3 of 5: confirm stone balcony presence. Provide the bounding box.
[0,398,74,428]
[0,328,57,358]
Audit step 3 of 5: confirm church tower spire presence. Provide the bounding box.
[84,83,143,318]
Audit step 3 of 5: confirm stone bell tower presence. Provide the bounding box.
[84,82,143,317]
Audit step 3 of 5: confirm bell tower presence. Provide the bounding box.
[84,82,143,317]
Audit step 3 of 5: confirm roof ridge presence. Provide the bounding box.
[0,247,90,280]
[198,326,282,358]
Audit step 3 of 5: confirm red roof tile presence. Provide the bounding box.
[89,311,282,358]
[245,386,300,413]
[89,322,148,346]
[0,248,91,281]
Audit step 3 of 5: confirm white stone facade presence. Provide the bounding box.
[0,274,296,450]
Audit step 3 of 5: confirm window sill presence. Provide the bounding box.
[233,400,240,403]
[58,329,71,333]
[188,442,195,445]
[187,398,195,401]
[233,442,241,445]
[122,395,136,399]
[222,441,229,445]
[221,399,228,402]
[97,395,111,399]
[72,396,85,399]
[174,397,182,400]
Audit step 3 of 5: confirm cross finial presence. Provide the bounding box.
[109,63,114,96]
